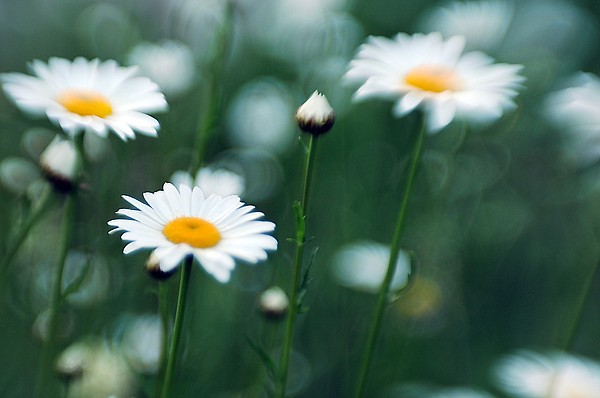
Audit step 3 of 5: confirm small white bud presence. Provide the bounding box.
[39,136,80,192]
[258,286,289,321]
[295,90,335,135]
[145,251,176,280]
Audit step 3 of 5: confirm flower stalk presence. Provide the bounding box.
[354,116,427,398]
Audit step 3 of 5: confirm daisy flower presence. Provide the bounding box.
[330,240,411,294]
[494,350,600,398]
[345,32,524,132]
[170,166,245,198]
[108,182,277,283]
[1,57,168,141]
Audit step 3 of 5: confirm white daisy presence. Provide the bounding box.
[418,0,514,53]
[108,182,277,283]
[345,32,524,132]
[1,57,168,141]
[545,72,600,166]
[494,350,600,398]
[170,166,245,198]
[330,240,411,294]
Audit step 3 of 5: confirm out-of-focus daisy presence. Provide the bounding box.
[127,40,196,98]
[345,32,524,132]
[170,166,245,197]
[431,388,496,398]
[119,314,163,374]
[1,57,168,141]
[330,240,410,294]
[108,182,277,283]
[545,72,600,166]
[418,0,514,52]
[494,350,600,397]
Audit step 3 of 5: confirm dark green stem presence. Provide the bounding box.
[160,258,193,398]
[277,135,319,398]
[34,192,76,398]
[157,280,170,393]
[354,118,427,398]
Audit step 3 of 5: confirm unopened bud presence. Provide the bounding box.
[39,136,80,192]
[295,91,335,135]
[258,286,289,321]
[145,251,176,280]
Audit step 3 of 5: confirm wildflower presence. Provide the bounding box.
[127,40,196,98]
[108,183,277,283]
[331,241,411,294]
[295,91,335,135]
[171,166,245,198]
[345,32,524,132]
[258,286,289,321]
[39,136,80,192]
[494,350,600,397]
[2,57,167,141]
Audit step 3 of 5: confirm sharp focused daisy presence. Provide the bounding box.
[2,57,168,141]
[345,32,524,132]
[494,350,600,398]
[108,183,277,283]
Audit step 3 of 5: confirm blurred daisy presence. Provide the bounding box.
[545,72,600,166]
[418,0,514,52]
[345,32,524,132]
[1,57,168,141]
[494,350,600,397]
[108,182,277,283]
[127,40,196,98]
[432,387,496,398]
[331,240,410,294]
[170,166,245,197]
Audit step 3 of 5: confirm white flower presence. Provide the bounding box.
[330,240,410,294]
[39,136,80,191]
[545,72,600,166]
[127,40,196,98]
[295,90,336,135]
[108,183,277,283]
[494,350,600,398]
[120,314,163,374]
[170,167,245,198]
[1,57,168,141]
[345,32,524,132]
[432,387,496,398]
[418,0,514,52]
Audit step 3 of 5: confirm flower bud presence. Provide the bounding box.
[295,91,335,135]
[258,286,289,321]
[39,136,80,192]
[145,251,177,280]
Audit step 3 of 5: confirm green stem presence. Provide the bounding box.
[160,257,193,398]
[158,280,170,392]
[0,186,54,278]
[354,118,427,398]
[277,135,320,398]
[561,257,600,350]
[190,2,233,173]
[34,192,76,398]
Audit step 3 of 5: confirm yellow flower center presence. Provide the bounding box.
[162,217,221,248]
[404,65,462,93]
[58,90,113,117]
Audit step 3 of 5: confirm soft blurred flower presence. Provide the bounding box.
[127,40,196,98]
[1,57,167,141]
[345,32,524,132]
[55,339,138,398]
[545,72,600,166]
[387,384,496,398]
[431,387,496,398]
[418,0,514,52]
[120,314,163,374]
[295,90,336,135]
[258,286,289,321]
[0,157,40,195]
[171,166,245,197]
[331,241,411,294]
[494,350,600,398]
[108,182,277,283]
[39,136,80,192]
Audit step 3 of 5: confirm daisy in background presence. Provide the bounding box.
[170,166,245,198]
[545,72,600,167]
[330,240,411,294]
[345,32,524,132]
[2,57,168,141]
[108,182,277,283]
[494,350,600,397]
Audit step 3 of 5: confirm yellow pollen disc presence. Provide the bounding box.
[404,65,462,93]
[163,217,221,248]
[58,90,113,117]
